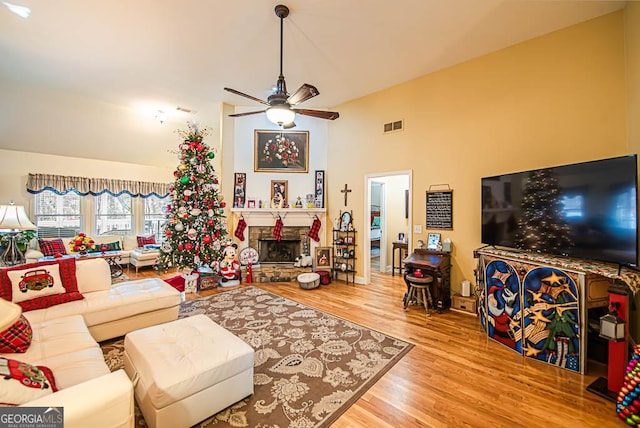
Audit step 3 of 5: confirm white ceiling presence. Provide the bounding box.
[0,0,627,167]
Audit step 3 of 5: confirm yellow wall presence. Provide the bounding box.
[625,3,640,338]
[328,11,628,293]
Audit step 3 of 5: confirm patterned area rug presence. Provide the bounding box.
[101,286,413,427]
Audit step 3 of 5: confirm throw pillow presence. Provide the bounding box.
[137,235,156,247]
[8,263,66,304]
[38,239,67,257]
[0,314,33,353]
[0,357,58,405]
[88,241,121,252]
[0,258,83,311]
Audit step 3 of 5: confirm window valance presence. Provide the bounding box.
[26,173,170,198]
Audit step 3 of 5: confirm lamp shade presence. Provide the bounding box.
[265,105,295,126]
[0,204,37,231]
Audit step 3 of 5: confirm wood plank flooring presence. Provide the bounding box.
[128,267,617,427]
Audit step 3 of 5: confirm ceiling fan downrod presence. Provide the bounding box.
[274,5,289,96]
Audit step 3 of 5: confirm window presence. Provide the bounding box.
[33,191,81,238]
[95,193,132,235]
[144,195,168,240]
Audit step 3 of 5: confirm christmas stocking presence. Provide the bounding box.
[273,216,284,241]
[235,216,247,241]
[308,216,321,242]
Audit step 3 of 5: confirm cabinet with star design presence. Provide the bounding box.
[476,248,615,375]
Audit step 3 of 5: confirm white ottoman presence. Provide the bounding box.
[123,315,254,428]
[129,248,160,273]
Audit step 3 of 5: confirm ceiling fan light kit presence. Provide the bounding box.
[224,4,339,128]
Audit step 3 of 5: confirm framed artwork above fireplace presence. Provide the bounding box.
[254,130,309,173]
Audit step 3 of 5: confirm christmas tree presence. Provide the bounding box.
[514,168,573,253]
[158,122,229,271]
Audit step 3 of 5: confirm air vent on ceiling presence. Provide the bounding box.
[383,120,403,134]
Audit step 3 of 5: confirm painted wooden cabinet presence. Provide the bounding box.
[476,249,615,374]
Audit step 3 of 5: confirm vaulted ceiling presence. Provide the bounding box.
[0,0,626,167]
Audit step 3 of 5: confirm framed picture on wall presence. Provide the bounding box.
[254,130,309,173]
[315,247,332,270]
[270,180,288,208]
[233,173,246,208]
[315,170,325,208]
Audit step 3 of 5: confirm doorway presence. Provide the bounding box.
[363,170,412,284]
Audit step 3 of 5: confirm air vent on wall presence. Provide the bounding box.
[383,120,403,133]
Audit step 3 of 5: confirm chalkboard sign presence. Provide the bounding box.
[426,190,453,230]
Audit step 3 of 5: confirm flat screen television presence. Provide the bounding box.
[481,154,638,266]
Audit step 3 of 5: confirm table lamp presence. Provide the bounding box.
[0,202,37,266]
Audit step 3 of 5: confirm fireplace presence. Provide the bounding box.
[248,226,309,263]
[258,239,299,263]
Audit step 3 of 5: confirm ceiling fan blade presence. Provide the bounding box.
[286,84,319,106]
[229,110,266,117]
[224,87,270,106]
[294,109,340,120]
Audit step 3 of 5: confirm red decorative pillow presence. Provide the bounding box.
[38,239,68,257]
[0,258,82,311]
[0,357,58,405]
[0,314,33,353]
[137,235,156,247]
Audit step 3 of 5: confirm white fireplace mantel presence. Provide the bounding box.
[229,208,326,227]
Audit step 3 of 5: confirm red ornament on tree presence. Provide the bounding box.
[185,243,193,251]
[220,201,226,208]
[178,243,184,251]
[202,235,211,244]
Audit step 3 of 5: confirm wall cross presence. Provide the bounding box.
[341,183,352,206]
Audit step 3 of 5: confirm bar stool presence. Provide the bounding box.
[404,274,434,317]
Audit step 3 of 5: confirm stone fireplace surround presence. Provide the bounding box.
[230,209,326,282]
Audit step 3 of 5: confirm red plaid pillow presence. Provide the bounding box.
[0,314,33,353]
[137,235,156,247]
[38,239,68,257]
[0,258,82,311]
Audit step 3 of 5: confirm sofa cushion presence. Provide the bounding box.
[0,314,33,353]
[8,263,66,303]
[0,356,58,405]
[123,236,138,251]
[9,315,101,364]
[75,258,112,294]
[38,238,68,257]
[0,259,83,312]
[22,279,180,331]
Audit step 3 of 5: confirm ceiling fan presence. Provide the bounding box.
[224,4,339,129]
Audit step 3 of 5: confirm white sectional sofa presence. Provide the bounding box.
[0,258,182,427]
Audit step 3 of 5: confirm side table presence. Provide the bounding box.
[391,241,408,276]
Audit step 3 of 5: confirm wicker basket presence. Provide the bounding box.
[297,272,320,290]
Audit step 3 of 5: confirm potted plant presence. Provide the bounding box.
[0,229,37,252]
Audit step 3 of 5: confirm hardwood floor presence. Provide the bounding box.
[129,266,617,427]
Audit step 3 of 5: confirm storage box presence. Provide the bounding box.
[451,294,477,315]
